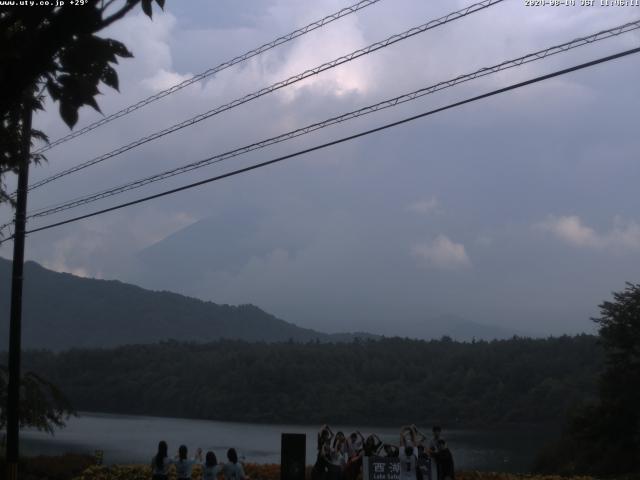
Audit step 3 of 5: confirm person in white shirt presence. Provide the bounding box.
[174,444,201,480]
[331,431,348,467]
[344,431,365,480]
[151,440,173,480]
[346,431,364,459]
[203,451,223,480]
[399,445,418,480]
[401,425,426,448]
[399,433,418,480]
[222,448,248,480]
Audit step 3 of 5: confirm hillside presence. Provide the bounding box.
[19,335,602,426]
[131,213,530,340]
[0,257,372,350]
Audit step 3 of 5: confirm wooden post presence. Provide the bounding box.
[6,103,32,480]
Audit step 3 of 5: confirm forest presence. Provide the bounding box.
[16,335,601,427]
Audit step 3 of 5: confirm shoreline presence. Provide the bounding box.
[72,410,560,432]
[20,413,550,472]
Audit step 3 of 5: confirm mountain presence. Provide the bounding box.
[402,314,524,341]
[0,257,522,350]
[0,257,374,350]
[133,208,303,296]
[131,211,529,342]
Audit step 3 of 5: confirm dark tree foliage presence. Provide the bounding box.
[0,0,164,205]
[0,0,163,436]
[534,283,640,476]
[0,365,75,434]
[15,335,601,427]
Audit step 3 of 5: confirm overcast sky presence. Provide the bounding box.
[1,0,639,337]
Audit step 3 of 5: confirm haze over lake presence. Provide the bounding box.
[21,412,553,473]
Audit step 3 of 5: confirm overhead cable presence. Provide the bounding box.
[24,0,503,193]
[1,45,635,244]
[34,0,385,154]
[24,19,640,220]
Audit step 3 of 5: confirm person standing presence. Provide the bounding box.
[346,431,364,458]
[344,431,364,480]
[399,431,418,480]
[331,431,349,467]
[433,440,454,480]
[223,448,248,480]
[363,434,383,457]
[202,451,223,480]
[428,426,442,454]
[151,440,174,480]
[174,445,201,480]
[382,443,399,458]
[428,426,443,480]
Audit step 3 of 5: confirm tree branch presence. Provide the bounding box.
[100,1,139,29]
[101,0,119,13]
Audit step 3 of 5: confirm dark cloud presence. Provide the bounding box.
[2,1,639,338]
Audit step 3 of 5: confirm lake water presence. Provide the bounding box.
[19,412,553,472]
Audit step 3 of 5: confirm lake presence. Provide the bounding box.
[19,412,553,472]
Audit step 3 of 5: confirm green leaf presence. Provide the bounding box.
[59,101,79,128]
[141,0,153,18]
[155,0,165,8]
[45,81,62,102]
[101,65,119,91]
[84,95,101,113]
[31,128,49,144]
[107,39,133,59]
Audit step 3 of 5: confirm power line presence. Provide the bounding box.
[23,19,640,220]
[33,0,385,155]
[24,0,503,193]
[2,45,635,245]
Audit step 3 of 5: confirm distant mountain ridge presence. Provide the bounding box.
[402,314,524,341]
[133,212,530,341]
[0,258,374,351]
[0,257,523,350]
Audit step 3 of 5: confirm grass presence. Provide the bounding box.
[0,457,600,480]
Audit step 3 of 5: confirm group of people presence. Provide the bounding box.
[149,425,454,480]
[313,425,454,480]
[151,441,247,480]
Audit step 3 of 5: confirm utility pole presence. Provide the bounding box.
[6,102,32,480]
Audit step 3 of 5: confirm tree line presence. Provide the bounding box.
[13,335,601,427]
[534,283,640,476]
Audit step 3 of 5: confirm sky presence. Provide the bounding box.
[1,0,639,337]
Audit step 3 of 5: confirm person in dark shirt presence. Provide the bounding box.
[428,426,442,455]
[363,434,383,457]
[318,425,335,452]
[428,426,443,480]
[383,443,399,458]
[416,445,432,480]
[433,440,454,480]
